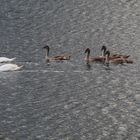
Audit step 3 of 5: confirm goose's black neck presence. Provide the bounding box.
[101,46,107,56]
[85,48,90,60]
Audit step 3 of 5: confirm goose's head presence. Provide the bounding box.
[101,46,107,56]
[101,46,107,52]
[85,48,90,54]
[43,45,50,51]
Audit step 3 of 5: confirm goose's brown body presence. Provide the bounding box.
[49,55,70,61]
[110,54,130,59]
[85,48,105,63]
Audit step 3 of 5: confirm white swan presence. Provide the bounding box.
[0,64,23,72]
[0,57,16,63]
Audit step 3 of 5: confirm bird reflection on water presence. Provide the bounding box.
[104,63,111,71]
[85,61,91,71]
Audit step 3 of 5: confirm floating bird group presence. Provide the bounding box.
[43,45,133,65]
[84,45,133,64]
[0,57,23,72]
[0,45,133,72]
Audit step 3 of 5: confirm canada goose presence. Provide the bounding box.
[0,64,23,72]
[43,45,71,62]
[101,46,130,59]
[85,48,105,63]
[0,57,16,63]
[105,50,133,64]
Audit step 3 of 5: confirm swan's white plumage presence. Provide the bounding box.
[0,64,23,72]
[0,57,16,63]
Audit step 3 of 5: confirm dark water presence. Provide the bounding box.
[0,0,140,139]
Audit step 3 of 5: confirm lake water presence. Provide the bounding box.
[0,0,140,139]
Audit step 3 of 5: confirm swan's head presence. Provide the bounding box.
[105,50,110,57]
[101,46,107,52]
[85,48,90,54]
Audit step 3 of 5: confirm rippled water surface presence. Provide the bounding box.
[0,0,140,139]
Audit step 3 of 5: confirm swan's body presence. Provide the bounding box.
[43,45,70,61]
[85,48,105,63]
[105,50,133,64]
[0,57,16,63]
[0,64,23,72]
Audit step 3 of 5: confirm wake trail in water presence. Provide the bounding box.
[4,69,94,73]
